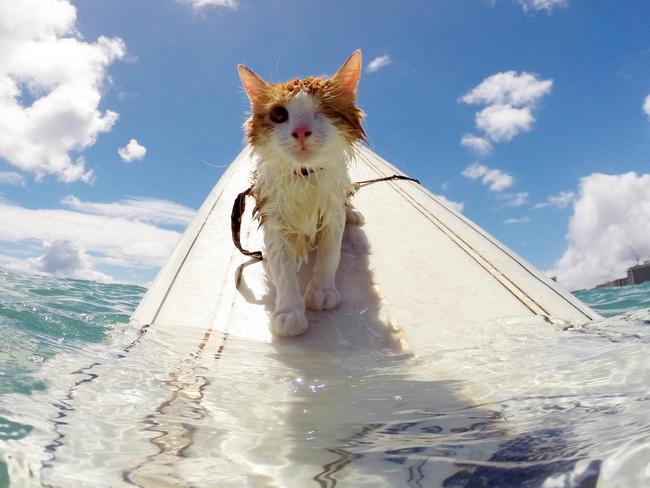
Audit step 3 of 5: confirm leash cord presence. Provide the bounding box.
[231,174,420,261]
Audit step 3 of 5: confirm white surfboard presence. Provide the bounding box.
[133,144,597,339]
[1,146,601,487]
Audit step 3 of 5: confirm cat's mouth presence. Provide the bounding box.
[294,146,313,160]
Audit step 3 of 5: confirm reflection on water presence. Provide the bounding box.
[0,267,649,487]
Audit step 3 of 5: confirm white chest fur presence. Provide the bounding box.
[252,151,352,262]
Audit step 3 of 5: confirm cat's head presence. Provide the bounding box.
[238,50,365,167]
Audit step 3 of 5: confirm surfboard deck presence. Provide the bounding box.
[132,144,597,341]
[0,146,601,487]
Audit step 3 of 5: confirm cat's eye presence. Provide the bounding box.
[270,106,288,124]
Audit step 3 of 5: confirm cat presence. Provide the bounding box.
[238,50,366,337]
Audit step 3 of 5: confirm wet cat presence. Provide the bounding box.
[238,50,366,336]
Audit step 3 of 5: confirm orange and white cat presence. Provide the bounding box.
[238,50,366,337]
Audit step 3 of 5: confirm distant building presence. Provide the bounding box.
[628,261,650,285]
[595,277,629,289]
[594,260,650,289]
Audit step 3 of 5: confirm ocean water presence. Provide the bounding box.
[0,266,649,487]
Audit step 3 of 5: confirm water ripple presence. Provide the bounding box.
[0,267,649,487]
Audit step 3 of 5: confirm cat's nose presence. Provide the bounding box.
[292,127,312,144]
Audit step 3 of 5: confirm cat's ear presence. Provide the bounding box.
[238,65,269,105]
[331,50,362,101]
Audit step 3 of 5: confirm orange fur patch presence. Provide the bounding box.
[244,76,366,147]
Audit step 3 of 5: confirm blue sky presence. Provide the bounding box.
[0,0,649,289]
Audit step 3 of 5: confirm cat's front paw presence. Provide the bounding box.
[305,282,341,311]
[271,309,309,337]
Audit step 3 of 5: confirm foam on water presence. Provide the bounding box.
[0,267,649,487]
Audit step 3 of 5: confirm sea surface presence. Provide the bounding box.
[0,266,649,487]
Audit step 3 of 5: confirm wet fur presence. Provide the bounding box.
[239,51,366,336]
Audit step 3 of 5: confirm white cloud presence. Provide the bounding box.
[0,171,25,186]
[462,163,514,192]
[61,195,195,227]
[517,0,567,12]
[118,139,147,163]
[0,0,125,182]
[0,194,196,282]
[0,0,75,41]
[434,195,464,213]
[533,191,576,209]
[503,216,530,224]
[461,71,553,107]
[462,163,489,180]
[0,201,182,273]
[178,0,237,10]
[643,93,650,119]
[25,240,113,283]
[460,71,552,145]
[550,172,650,290]
[499,191,529,207]
[366,55,392,74]
[460,134,492,155]
[475,104,534,141]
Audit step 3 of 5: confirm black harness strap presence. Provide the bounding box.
[231,174,420,261]
[231,187,263,260]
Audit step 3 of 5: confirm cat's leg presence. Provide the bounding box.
[265,230,308,337]
[345,201,365,226]
[305,209,345,311]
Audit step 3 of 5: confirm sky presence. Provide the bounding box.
[0,0,649,290]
